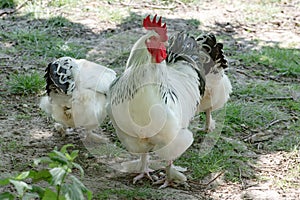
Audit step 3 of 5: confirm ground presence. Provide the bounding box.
[0,0,299,199]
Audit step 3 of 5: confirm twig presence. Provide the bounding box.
[120,1,177,9]
[202,171,224,186]
[238,167,246,190]
[0,0,30,17]
[235,69,253,78]
[264,96,294,101]
[265,119,287,129]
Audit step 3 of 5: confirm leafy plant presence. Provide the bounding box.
[6,71,45,95]
[0,144,92,200]
[0,0,15,9]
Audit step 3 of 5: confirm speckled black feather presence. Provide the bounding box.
[44,58,76,95]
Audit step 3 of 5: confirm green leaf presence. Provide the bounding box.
[0,192,14,200]
[69,175,87,192]
[62,183,84,200]
[0,178,10,186]
[29,170,52,183]
[34,157,52,166]
[70,150,79,160]
[65,153,72,161]
[69,175,92,200]
[86,190,93,200]
[31,185,46,197]
[9,180,32,197]
[22,192,40,200]
[50,167,66,186]
[50,150,69,165]
[72,163,84,177]
[14,171,30,180]
[42,188,58,200]
[60,144,74,154]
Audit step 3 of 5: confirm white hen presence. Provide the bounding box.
[40,57,116,141]
[196,34,232,132]
[107,15,211,188]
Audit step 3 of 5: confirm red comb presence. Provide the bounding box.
[143,14,168,42]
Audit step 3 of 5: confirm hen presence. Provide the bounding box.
[107,15,212,188]
[40,57,116,141]
[196,34,232,132]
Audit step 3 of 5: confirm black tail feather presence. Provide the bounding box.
[196,33,228,70]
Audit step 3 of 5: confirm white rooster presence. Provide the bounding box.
[40,57,116,141]
[196,34,232,132]
[107,15,214,188]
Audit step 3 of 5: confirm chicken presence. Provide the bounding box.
[107,15,212,188]
[40,57,116,142]
[196,34,232,132]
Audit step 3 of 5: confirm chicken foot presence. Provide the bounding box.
[133,153,154,184]
[154,160,187,189]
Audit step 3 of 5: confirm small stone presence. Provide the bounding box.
[12,130,21,135]
[242,189,280,200]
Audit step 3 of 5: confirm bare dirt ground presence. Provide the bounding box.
[0,0,299,199]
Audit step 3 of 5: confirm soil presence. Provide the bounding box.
[0,0,299,199]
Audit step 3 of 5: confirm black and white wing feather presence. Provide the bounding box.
[166,31,206,97]
[45,57,79,95]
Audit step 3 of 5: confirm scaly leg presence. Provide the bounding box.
[205,108,215,132]
[154,160,187,189]
[133,153,153,184]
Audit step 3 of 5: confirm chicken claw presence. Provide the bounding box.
[154,163,187,189]
[133,168,154,184]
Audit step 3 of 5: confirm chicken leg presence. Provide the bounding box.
[205,108,216,132]
[133,153,154,184]
[154,160,187,189]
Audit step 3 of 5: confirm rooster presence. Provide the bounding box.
[107,15,213,188]
[40,57,116,141]
[196,34,232,132]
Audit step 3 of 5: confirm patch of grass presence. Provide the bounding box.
[276,99,300,113]
[233,81,294,99]
[15,114,32,120]
[265,129,300,152]
[1,29,87,59]
[187,19,201,28]
[6,71,45,95]
[96,187,163,200]
[233,46,300,77]
[223,101,285,131]
[0,140,24,153]
[177,137,253,182]
[46,16,73,27]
